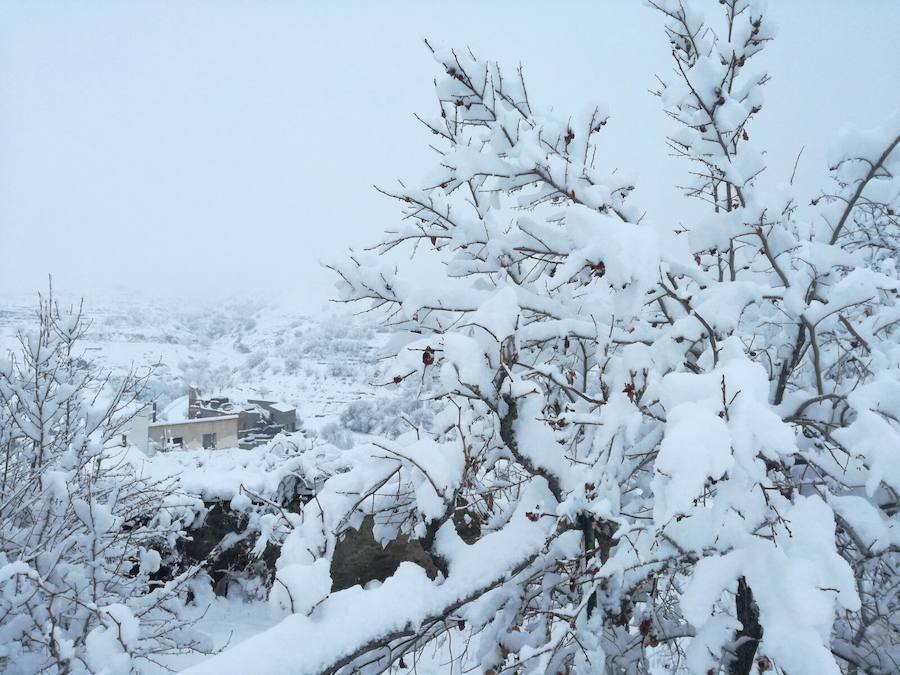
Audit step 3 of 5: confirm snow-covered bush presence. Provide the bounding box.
[318,421,355,450]
[328,362,356,379]
[246,349,269,371]
[0,290,208,674]
[338,396,432,437]
[187,3,899,674]
[177,355,234,394]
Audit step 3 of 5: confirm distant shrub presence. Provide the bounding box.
[246,350,268,370]
[318,421,354,450]
[328,363,355,378]
[338,396,431,437]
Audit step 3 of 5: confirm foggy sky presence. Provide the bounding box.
[1,0,898,312]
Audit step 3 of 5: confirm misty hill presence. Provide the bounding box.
[0,292,419,446]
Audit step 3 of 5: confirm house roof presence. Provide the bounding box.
[147,415,239,429]
[269,402,295,413]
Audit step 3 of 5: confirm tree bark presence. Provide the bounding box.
[730,576,763,675]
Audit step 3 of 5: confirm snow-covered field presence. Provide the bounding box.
[147,595,275,674]
[0,291,383,433]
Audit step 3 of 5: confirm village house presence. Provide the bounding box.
[146,387,297,451]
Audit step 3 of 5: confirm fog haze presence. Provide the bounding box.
[1,0,898,311]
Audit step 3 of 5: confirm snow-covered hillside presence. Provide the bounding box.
[0,291,387,437]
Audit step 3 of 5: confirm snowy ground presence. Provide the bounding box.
[145,595,275,673]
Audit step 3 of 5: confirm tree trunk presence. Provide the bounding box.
[580,515,597,617]
[729,577,763,675]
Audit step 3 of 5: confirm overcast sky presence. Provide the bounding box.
[1,0,898,311]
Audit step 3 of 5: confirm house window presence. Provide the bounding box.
[171,436,184,448]
[202,432,217,449]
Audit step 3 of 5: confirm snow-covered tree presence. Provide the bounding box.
[0,289,208,674]
[645,3,900,672]
[191,2,898,674]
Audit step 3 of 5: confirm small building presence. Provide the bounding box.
[147,387,298,451]
[148,415,239,451]
[248,399,298,433]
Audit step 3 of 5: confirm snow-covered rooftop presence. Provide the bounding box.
[162,394,190,422]
[147,414,239,429]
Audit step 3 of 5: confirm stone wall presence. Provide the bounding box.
[181,496,481,597]
[329,516,439,592]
